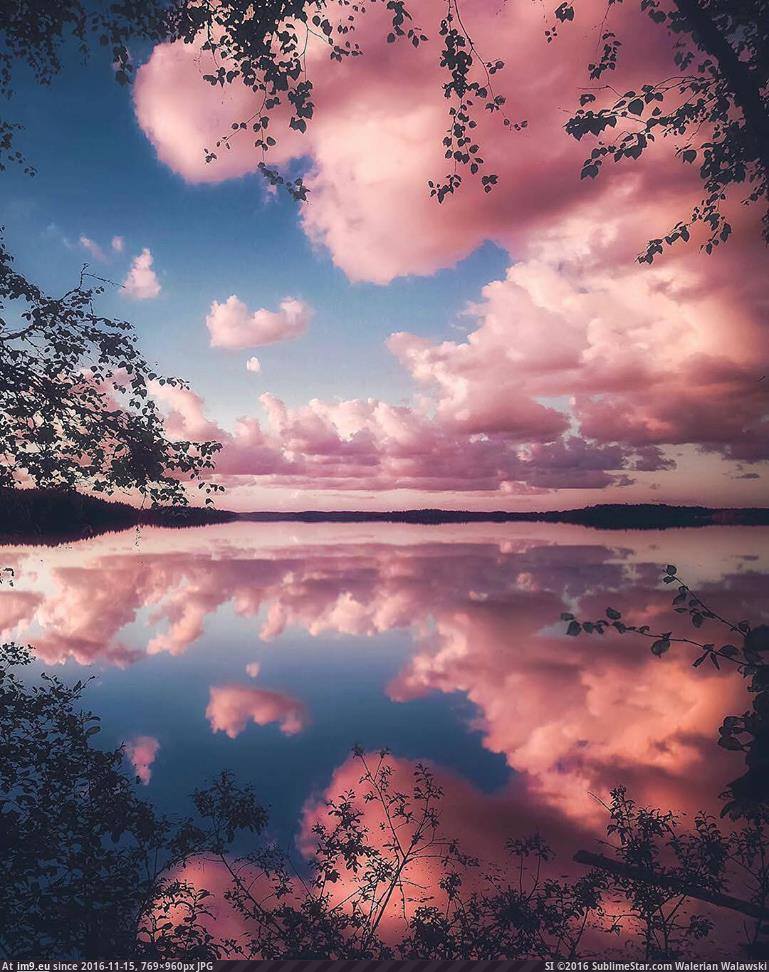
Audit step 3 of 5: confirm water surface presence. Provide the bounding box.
[2,521,767,862]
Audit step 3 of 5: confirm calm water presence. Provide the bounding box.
[2,521,768,863]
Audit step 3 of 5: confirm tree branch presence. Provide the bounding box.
[574,849,769,922]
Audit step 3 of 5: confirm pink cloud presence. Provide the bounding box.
[111,235,125,253]
[387,580,747,824]
[206,684,307,738]
[79,235,107,261]
[0,590,41,635]
[150,383,222,442]
[154,382,640,494]
[206,295,311,349]
[30,562,148,667]
[124,735,160,785]
[131,0,691,282]
[245,356,261,373]
[122,247,161,300]
[130,3,768,495]
[387,225,769,469]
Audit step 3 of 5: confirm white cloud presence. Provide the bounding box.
[206,295,311,349]
[122,248,161,300]
[246,356,262,373]
[111,235,125,253]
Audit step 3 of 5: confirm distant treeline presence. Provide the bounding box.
[1,489,768,543]
[238,504,769,529]
[0,488,235,543]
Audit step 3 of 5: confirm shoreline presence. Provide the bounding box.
[1,489,769,543]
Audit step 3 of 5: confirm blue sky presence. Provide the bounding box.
[2,51,509,428]
[2,15,766,510]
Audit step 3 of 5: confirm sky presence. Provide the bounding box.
[2,0,768,511]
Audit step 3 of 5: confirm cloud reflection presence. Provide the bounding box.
[206,684,307,738]
[2,523,766,828]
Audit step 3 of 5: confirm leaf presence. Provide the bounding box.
[718,735,743,751]
[627,98,644,115]
[651,638,670,656]
[682,148,697,163]
[606,607,621,620]
[566,621,582,636]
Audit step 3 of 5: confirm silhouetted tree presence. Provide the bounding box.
[0,253,222,504]
[558,0,769,260]
[0,637,269,959]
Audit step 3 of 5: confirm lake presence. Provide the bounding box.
[2,521,768,872]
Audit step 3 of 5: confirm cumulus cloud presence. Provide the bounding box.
[0,591,41,636]
[132,0,691,281]
[152,382,643,493]
[246,356,262,373]
[387,583,745,822]
[112,235,125,253]
[124,735,160,785]
[150,382,222,442]
[387,237,769,465]
[131,0,769,495]
[123,247,161,300]
[206,684,307,738]
[206,295,311,349]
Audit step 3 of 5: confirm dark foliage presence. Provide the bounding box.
[0,487,237,543]
[0,638,267,960]
[0,250,223,504]
[559,0,769,260]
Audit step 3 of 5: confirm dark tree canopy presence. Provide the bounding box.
[0,639,268,959]
[562,0,769,261]
[0,246,222,505]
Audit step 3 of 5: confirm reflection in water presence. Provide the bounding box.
[125,735,161,784]
[2,522,768,861]
[206,684,307,738]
